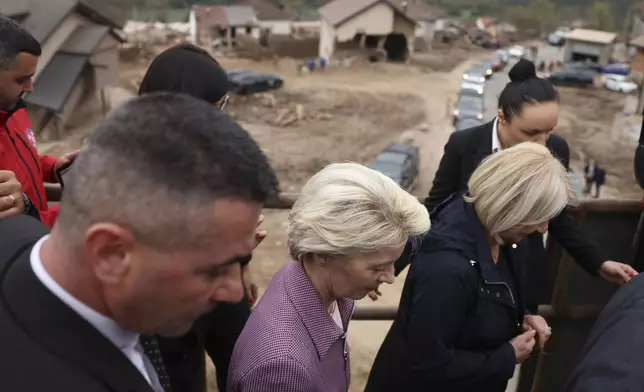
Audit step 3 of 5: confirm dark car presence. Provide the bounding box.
[547,70,595,88]
[368,142,419,191]
[564,62,603,73]
[454,117,484,131]
[227,69,284,95]
[459,80,485,97]
[463,63,492,83]
[453,96,484,125]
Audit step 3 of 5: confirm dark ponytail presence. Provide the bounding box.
[498,58,558,120]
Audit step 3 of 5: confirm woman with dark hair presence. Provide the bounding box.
[138,43,230,109]
[137,43,262,392]
[390,59,635,312]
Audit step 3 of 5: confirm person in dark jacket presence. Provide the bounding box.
[366,142,574,392]
[565,273,644,391]
[384,59,636,305]
[137,43,260,392]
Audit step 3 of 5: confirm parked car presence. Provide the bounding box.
[453,96,484,125]
[565,62,602,73]
[227,69,284,95]
[547,70,595,88]
[460,80,485,97]
[508,45,526,58]
[463,63,492,82]
[602,63,630,76]
[454,117,484,131]
[547,32,565,46]
[602,74,638,93]
[368,142,420,191]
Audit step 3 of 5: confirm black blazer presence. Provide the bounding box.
[367,196,526,392]
[0,215,157,392]
[0,215,247,392]
[394,120,604,277]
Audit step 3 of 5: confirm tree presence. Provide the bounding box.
[590,2,615,31]
[529,0,556,33]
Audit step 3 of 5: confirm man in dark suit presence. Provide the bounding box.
[394,119,635,293]
[0,93,278,392]
[565,273,644,391]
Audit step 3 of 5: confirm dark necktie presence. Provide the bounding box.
[139,334,172,392]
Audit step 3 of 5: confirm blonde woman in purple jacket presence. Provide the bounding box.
[227,162,430,392]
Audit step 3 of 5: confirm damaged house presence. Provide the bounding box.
[318,0,417,62]
[0,0,123,138]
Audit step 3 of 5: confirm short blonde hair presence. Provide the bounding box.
[287,162,430,260]
[465,142,575,237]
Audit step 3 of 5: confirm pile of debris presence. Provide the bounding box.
[122,21,189,46]
[227,92,334,127]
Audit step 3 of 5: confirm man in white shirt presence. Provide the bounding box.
[0,93,278,392]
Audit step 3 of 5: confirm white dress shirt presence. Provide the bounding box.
[492,117,502,153]
[30,235,163,391]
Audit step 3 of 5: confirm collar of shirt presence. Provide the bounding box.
[492,117,501,153]
[30,235,140,351]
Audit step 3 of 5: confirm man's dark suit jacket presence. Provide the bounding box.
[565,273,644,391]
[0,215,247,392]
[394,121,605,302]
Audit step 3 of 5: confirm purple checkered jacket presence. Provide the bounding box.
[227,261,355,392]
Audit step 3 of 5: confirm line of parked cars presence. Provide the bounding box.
[545,61,636,93]
[454,48,517,131]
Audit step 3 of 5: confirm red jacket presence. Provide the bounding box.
[0,101,59,226]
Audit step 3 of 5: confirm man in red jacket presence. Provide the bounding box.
[0,15,76,226]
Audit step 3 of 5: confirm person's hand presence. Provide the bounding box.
[599,261,638,285]
[367,287,382,301]
[53,149,81,180]
[242,264,258,305]
[253,214,267,251]
[509,329,536,364]
[0,170,25,218]
[522,315,552,349]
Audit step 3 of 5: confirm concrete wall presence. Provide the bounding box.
[90,34,120,92]
[318,17,336,60]
[335,3,394,42]
[564,39,613,66]
[260,20,292,35]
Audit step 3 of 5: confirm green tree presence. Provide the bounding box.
[529,0,556,33]
[590,2,615,31]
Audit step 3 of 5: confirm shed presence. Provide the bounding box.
[563,28,617,67]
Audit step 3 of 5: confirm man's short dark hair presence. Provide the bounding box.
[0,15,41,69]
[57,93,279,247]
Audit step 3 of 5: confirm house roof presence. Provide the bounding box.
[631,34,644,49]
[193,5,229,27]
[389,0,445,21]
[24,53,88,112]
[6,0,122,44]
[564,28,617,45]
[192,4,257,27]
[318,0,416,27]
[237,0,295,21]
[59,24,110,54]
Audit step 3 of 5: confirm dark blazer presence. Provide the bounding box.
[158,294,250,392]
[565,273,644,392]
[0,215,248,392]
[0,215,157,392]
[394,121,605,279]
[366,195,526,392]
